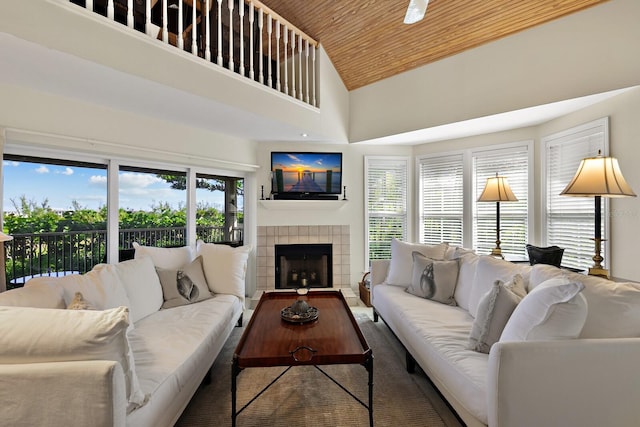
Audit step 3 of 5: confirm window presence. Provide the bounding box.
[543,118,608,270]
[2,155,108,288]
[2,142,252,289]
[195,173,244,244]
[472,144,530,257]
[118,166,187,249]
[417,153,464,246]
[364,157,408,267]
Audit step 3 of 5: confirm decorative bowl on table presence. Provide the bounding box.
[281,298,319,324]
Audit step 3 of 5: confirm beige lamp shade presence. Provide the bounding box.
[0,232,13,243]
[477,175,518,202]
[560,152,637,197]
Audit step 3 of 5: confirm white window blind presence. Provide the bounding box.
[473,145,529,257]
[418,154,464,246]
[365,157,408,266]
[544,118,608,270]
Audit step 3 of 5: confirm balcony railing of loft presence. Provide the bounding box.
[3,225,243,289]
[66,0,319,107]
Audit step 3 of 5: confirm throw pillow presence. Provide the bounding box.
[453,252,480,311]
[385,238,449,287]
[66,292,95,310]
[132,242,194,270]
[467,276,523,353]
[468,256,531,318]
[156,256,213,308]
[500,277,587,342]
[0,305,147,408]
[406,252,458,305]
[196,240,251,302]
[104,257,164,324]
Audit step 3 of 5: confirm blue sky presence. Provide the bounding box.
[2,160,226,212]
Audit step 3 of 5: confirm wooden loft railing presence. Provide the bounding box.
[67,0,319,107]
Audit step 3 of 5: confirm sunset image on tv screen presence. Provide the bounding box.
[271,152,342,194]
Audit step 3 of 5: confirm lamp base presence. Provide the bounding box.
[490,247,504,259]
[588,266,609,279]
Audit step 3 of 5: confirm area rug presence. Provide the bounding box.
[175,313,455,427]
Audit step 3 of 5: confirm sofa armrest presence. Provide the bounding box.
[488,338,640,427]
[370,259,390,287]
[0,360,127,427]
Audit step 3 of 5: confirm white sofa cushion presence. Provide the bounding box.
[156,256,213,308]
[468,276,523,353]
[196,241,251,302]
[133,242,194,270]
[0,279,65,308]
[454,253,480,311]
[469,256,531,318]
[105,258,164,323]
[0,305,146,408]
[500,277,587,342]
[385,238,448,287]
[25,267,131,313]
[407,252,458,305]
[530,264,640,338]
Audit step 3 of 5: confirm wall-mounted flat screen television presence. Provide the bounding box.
[271,152,343,196]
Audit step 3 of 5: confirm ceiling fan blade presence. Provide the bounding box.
[404,0,429,24]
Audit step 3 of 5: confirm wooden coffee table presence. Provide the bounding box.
[232,290,373,426]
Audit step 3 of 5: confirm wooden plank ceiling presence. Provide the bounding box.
[260,0,609,91]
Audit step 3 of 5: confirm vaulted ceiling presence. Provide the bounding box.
[260,0,609,91]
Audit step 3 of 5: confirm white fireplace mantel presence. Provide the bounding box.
[259,200,347,210]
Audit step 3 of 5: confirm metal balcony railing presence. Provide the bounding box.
[65,0,318,106]
[3,226,243,289]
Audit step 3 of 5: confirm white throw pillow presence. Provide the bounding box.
[500,277,587,342]
[468,276,523,353]
[453,252,480,311]
[385,238,449,287]
[0,306,146,408]
[406,252,458,305]
[106,257,164,323]
[196,240,251,301]
[468,256,531,318]
[132,242,194,270]
[156,256,213,308]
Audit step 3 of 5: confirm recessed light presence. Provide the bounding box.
[301,133,308,138]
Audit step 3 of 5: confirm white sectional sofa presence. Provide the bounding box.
[0,241,251,427]
[371,239,640,427]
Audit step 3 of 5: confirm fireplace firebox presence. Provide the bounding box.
[275,244,333,289]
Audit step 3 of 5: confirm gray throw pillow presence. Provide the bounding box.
[406,252,459,306]
[156,256,213,308]
[467,275,524,353]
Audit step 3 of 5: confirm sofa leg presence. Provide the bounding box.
[236,313,243,327]
[406,351,416,374]
[201,366,213,386]
[373,309,379,323]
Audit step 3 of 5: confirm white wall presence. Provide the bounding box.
[350,0,640,143]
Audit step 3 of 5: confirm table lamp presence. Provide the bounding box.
[560,150,636,278]
[477,173,518,258]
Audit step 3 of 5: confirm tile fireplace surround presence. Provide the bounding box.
[254,225,357,307]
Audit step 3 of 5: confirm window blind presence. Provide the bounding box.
[544,119,607,270]
[472,145,529,257]
[364,157,408,266]
[418,154,464,246]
